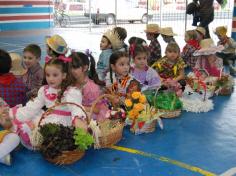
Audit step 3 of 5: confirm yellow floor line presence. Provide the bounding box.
[110,145,216,176]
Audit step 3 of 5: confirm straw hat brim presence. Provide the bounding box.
[10,69,27,76]
[161,32,177,36]
[193,45,224,56]
[144,29,159,34]
[46,37,67,54]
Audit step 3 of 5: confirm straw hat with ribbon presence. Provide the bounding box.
[9,53,27,76]
[160,27,177,36]
[46,34,68,54]
[103,29,123,50]
[144,24,160,34]
[195,26,206,36]
[214,26,227,37]
[193,38,224,56]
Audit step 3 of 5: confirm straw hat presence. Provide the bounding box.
[144,24,160,34]
[46,34,67,54]
[214,26,227,36]
[160,27,177,36]
[9,53,27,76]
[193,38,224,56]
[195,26,206,36]
[103,29,123,50]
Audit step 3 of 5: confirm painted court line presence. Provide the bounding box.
[111,145,217,176]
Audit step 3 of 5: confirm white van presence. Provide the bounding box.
[84,0,153,24]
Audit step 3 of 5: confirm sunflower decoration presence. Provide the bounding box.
[125,91,162,134]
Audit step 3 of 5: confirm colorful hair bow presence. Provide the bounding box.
[45,56,52,64]
[58,55,72,63]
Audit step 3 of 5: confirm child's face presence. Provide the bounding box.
[162,35,171,43]
[133,52,148,70]
[71,66,87,82]
[216,34,224,41]
[146,32,153,40]
[100,37,111,50]
[166,50,179,62]
[111,56,130,78]
[23,51,39,69]
[45,65,66,89]
[184,33,190,42]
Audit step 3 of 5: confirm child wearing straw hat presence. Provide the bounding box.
[214,26,236,74]
[9,53,27,78]
[145,24,162,66]
[193,38,224,77]
[0,49,26,107]
[23,44,43,100]
[195,26,206,41]
[97,29,123,81]
[160,27,177,44]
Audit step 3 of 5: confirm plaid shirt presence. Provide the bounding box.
[148,39,162,66]
[23,63,43,100]
[181,44,199,68]
[0,74,26,107]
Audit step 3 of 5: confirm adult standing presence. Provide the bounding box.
[193,0,224,39]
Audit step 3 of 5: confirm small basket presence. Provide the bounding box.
[158,109,181,118]
[37,102,88,165]
[131,119,157,135]
[89,94,125,149]
[218,87,233,96]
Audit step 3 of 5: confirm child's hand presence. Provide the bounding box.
[0,106,12,129]
[74,118,88,131]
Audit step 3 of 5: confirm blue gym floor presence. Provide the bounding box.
[0,30,236,176]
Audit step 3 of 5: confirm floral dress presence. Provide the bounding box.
[152,56,186,80]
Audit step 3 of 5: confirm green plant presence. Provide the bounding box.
[73,128,94,151]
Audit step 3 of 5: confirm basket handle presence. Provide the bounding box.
[38,102,88,127]
[88,94,117,122]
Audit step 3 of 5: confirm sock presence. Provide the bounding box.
[0,154,11,166]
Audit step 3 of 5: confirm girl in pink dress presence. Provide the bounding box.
[70,51,107,121]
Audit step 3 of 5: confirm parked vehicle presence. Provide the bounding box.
[84,0,153,25]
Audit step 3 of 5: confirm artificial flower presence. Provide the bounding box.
[125,99,133,107]
[133,103,144,112]
[131,91,141,100]
[139,95,146,104]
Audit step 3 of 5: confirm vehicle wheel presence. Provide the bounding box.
[128,20,134,24]
[60,15,70,27]
[141,14,148,24]
[106,14,115,25]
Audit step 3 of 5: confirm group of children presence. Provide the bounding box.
[0,24,235,165]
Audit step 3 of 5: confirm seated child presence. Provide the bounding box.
[145,24,162,66]
[9,53,27,78]
[160,27,177,44]
[130,44,161,90]
[152,43,187,90]
[97,29,122,81]
[181,30,200,68]
[0,98,20,166]
[193,38,224,77]
[195,26,206,42]
[22,44,43,100]
[0,49,26,107]
[113,26,128,52]
[105,51,141,101]
[0,57,87,149]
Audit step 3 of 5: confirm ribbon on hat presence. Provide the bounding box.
[58,55,72,63]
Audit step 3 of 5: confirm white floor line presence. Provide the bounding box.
[219,167,236,176]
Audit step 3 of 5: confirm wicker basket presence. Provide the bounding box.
[38,102,88,165]
[218,87,233,96]
[131,119,157,135]
[89,94,125,149]
[158,109,181,118]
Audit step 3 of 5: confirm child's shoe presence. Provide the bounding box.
[0,154,11,166]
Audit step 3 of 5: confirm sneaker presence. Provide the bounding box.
[0,154,11,166]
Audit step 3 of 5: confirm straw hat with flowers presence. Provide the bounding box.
[103,29,123,50]
[9,53,27,76]
[193,38,224,56]
[214,26,227,37]
[144,24,160,34]
[46,34,68,54]
[160,27,177,36]
[195,26,206,36]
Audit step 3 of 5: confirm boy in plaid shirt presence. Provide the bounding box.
[0,49,26,107]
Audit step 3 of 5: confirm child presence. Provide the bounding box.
[181,30,200,68]
[195,26,206,42]
[0,57,87,149]
[70,52,110,121]
[129,44,161,90]
[23,44,43,100]
[0,98,20,166]
[105,51,141,100]
[152,43,186,89]
[113,26,128,52]
[0,49,26,107]
[214,26,236,72]
[9,53,27,78]
[128,36,147,46]
[97,29,122,81]
[193,38,224,77]
[144,24,162,66]
[45,34,68,61]
[160,27,177,44]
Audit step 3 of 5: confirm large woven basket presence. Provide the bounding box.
[89,94,125,149]
[158,109,181,118]
[38,102,88,165]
